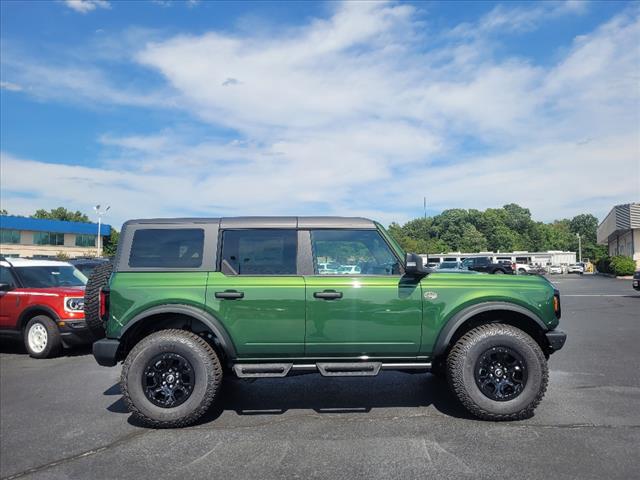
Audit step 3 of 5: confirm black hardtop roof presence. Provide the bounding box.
[123,216,377,229]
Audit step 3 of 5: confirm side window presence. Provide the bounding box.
[310,229,401,275]
[0,266,17,288]
[129,229,204,268]
[220,229,297,275]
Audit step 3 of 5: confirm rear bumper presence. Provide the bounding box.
[93,338,121,367]
[545,329,567,352]
[633,279,639,291]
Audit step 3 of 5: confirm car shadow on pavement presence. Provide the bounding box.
[0,338,93,357]
[105,372,477,427]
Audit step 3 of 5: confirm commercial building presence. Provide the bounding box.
[0,215,111,259]
[423,250,576,267]
[597,202,640,268]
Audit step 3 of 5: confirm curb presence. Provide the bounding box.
[595,272,633,280]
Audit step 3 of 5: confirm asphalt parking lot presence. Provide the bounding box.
[1,274,639,480]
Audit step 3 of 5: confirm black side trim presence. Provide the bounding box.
[119,304,237,359]
[93,339,120,367]
[431,302,548,357]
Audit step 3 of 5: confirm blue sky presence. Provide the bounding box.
[1,0,638,228]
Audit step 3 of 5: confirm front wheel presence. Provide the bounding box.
[121,329,223,428]
[24,315,62,358]
[446,323,548,421]
[493,269,505,274]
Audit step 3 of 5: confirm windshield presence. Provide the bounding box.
[440,261,458,269]
[15,266,88,288]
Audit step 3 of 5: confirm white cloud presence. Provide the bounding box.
[64,0,110,14]
[3,1,639,225]
[451,0,589,37]
[0,81,23,92]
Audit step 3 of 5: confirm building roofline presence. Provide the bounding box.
[0,215,111,236]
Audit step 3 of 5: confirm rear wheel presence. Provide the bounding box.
[24,315,62,359]
[83,261,113,339]
[446,323,548,421]
[121,329,223,428]
[494,269,505,274]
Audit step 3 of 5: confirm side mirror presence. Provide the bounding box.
[404,253,427,276]
[0,283,14,293]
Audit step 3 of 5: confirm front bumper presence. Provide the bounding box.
[93,338,121,367]
[545,329,567,352]
[58,320,94,347]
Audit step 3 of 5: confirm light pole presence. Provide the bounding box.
[576,233,582,264]
[94,205,110,257]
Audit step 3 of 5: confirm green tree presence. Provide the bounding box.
[102,229,120,257]
[32,207,89,223]
[459,224,487,252]
[569,214,599,244]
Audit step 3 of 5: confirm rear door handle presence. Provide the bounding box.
[215,290,244,300]
[313,290,343,300]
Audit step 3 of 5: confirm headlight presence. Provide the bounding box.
[64,297,85,312]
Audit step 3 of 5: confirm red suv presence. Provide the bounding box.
[0,257,92,358]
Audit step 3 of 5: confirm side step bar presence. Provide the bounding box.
[232,362,431,378]
[233,363,292,378]
[317,362,381,376]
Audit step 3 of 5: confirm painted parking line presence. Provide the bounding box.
[562,294,629,297]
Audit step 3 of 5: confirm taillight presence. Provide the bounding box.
[553,289,561,319]
[99,288,110,320]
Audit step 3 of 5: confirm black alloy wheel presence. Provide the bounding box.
[474,346,527,401]
[142,353,195,408]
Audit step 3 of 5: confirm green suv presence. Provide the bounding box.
[90,217,566,427]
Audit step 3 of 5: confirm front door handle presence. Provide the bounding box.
[215,290,244,300]
[314,290,343,300]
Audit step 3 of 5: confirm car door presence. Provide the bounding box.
[303,229,422,356]
[461,258,477,272]
[0,266,21,329]
[206,228,306,358]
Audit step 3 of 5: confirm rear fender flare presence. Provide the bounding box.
[119,304,237,359]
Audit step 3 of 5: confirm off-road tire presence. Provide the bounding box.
[24,315,62,358]
[121,329,223,428]
[446,323,548,421]
[83,261,113,340]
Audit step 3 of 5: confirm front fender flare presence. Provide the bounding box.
[119,304,237,359]
[431,301,548,358]
[18,305,61,329]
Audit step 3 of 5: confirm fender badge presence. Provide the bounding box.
[424,291,438,300]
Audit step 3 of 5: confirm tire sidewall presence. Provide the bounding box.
[24,316,61,359]
[459,330,544,415]
[124,333,219,424]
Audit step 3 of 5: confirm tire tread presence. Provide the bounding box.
[446,323,548,421]
[83,262,113,340]
[121,329,222,428]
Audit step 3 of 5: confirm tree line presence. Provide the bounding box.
[387,203,606,261]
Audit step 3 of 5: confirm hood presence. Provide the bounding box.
[20,286,86,296]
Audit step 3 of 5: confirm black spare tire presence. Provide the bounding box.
[84,261,113,340]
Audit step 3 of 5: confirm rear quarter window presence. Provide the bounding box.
[129,229,204,268]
